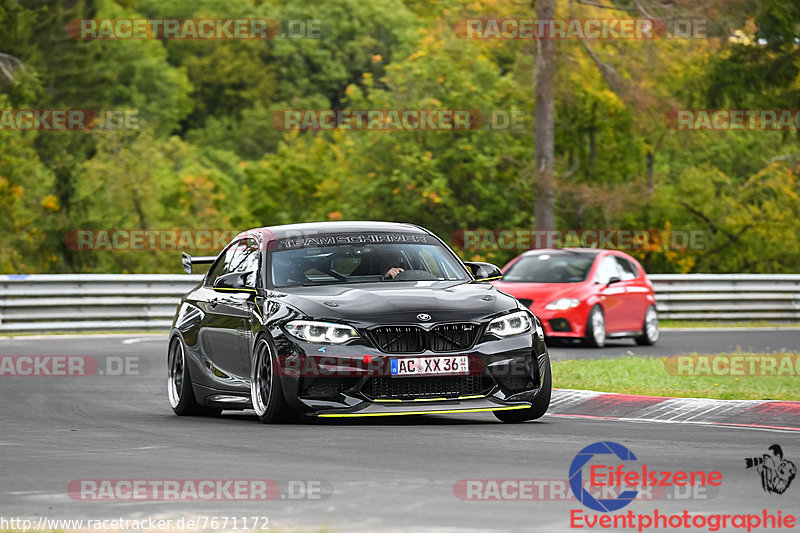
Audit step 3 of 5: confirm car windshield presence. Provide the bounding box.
[270,232,469,287]
[502,253,595,283]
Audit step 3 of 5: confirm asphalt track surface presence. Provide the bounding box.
[1,331,799,533]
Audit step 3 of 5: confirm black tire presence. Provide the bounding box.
[250,335,294,424]
[635,305,659,345]
[584,305,606,348]
[494,354,552,423]
[167,337,221,417]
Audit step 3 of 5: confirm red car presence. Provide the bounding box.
[492,249,658,347]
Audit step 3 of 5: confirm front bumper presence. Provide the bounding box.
[532,306,590,339]
[274,331,549,415]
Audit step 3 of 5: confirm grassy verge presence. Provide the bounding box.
[659,319,799,328]
[552,355,800,401]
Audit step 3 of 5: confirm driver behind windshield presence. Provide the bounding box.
[377,250,405,280]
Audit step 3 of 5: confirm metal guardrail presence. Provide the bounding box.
[648,274,800,322]
[0,273,798,332]
[0,274,202,332]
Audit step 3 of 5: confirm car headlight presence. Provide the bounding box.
[545,298,580,310]
[487,311,532,337]
[284,320,360,344]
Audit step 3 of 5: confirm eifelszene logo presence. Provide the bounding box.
[569,441,639,512]
[568,441,722,513]
[745,445,797,495]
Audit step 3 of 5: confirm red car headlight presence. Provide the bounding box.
[545,298,581,311]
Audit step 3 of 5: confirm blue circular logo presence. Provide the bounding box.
[569,441,639,513]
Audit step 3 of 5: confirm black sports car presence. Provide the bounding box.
[168,221,551,423]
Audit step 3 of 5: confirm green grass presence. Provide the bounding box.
[552,354,800,401]
[660,319,799,328]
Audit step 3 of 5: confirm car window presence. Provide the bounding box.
[205,247,235,286]
[205,238,259,288]
[270,233,469,287]
[502,253,595,283]
[595,256,621,285]
[615,257,638,280]
[229,239,259,287]
[419,249,445,278]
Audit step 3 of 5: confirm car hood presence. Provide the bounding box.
[275,281,519,324]
[492,281,589,306]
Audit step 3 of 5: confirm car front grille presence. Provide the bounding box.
[370,326,425,353]
[300,377,361,399]
[369,323,480,354]
[365,375,492,400]
[429,323,479,351]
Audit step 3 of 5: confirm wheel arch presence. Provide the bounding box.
[167,328,212,404]
[251,330,300,410]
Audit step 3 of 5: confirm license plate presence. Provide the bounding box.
[390,356,469,377]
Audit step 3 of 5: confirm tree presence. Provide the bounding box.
[534,0,556,230]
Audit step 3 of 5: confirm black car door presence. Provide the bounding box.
[200,238,260,382]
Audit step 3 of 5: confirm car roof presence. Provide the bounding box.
[519,248,604,257]
[234,221,428,242]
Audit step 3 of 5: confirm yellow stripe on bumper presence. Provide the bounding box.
[317,405,529,418]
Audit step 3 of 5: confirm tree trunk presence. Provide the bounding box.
[534,0,556,231]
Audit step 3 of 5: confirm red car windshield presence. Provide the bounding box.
[503,253,595,283]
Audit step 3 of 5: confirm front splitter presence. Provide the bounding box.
[313,397,532,418]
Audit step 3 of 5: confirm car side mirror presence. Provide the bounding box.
[212,272,254,293]
[464,262,503,282]
[606,276,621,286]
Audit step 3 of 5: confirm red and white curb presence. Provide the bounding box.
[549,389,800,432]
